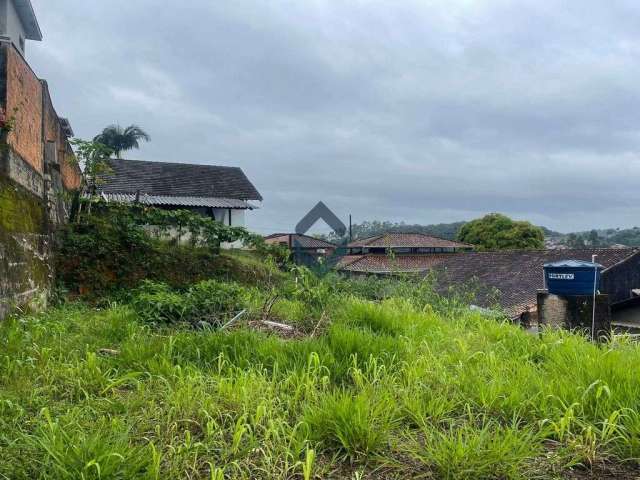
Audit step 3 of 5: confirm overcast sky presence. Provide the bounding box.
[29,0,640,234]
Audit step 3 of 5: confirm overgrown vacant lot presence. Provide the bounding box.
[1,294,640,479]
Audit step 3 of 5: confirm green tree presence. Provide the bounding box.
[565,233,586,249]
[69,138,114,220]
[587,229,601,247]
[70,139,113,196]
[457,213,544,251]
[94,124,150,158]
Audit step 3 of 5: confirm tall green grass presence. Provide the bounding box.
[1,290,640,478]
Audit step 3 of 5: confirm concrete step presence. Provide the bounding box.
[612,321,640,335]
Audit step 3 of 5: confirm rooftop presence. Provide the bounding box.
[432,248,640,318]
[264,233,336,249]
[347,232,472,249]
[98,159,262,202]
[337,254,452,274]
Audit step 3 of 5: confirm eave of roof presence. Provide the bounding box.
[59,117,74,137]
[101,193,257,209]
[14,0,42,41]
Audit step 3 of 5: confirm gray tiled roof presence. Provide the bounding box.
[98,159,262,201]
[431,248,640,318]
[101,193,255,209]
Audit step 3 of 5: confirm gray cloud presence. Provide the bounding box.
[30,0,640,233]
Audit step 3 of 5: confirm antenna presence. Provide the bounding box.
[591,254,598,341]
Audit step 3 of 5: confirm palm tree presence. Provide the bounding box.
[94,124,150,158]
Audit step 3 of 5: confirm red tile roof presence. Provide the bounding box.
[348,233,471,249]
[336,254,453,274]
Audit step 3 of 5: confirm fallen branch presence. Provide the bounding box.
[220,309,247,331]
[261,320,294,332]
[98,348,120,356]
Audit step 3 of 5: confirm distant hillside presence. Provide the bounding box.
[553,227,640,248]
[324,220,639,248]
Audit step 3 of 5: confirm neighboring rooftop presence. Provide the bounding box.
[347,232,472,249]
[98,159,262,201]
[337,254,453,274]
[432,248,640,319]
[264,233,336,250]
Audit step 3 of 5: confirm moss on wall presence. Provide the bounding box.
[0,176,50,319]
[0,176,44,233]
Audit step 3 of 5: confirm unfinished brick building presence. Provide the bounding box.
[0,1,81,319]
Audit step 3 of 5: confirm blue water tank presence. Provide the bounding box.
[543,260,603,296]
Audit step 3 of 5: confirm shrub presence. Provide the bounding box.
[132,280,246,327]
[132,281,191,325]
[188,279,246,321]
[55,202,285,296]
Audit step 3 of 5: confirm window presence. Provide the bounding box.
[19,36,25,52]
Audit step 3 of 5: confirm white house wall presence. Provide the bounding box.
[212,208,246,228]
[221,209,247,249]
[0,0,28,55]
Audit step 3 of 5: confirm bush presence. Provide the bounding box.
[131,281,190,325]
[188,279,246,318]
[132,280,246,327]
[55,202,285,296]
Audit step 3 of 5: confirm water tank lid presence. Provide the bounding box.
[543,259,604,269]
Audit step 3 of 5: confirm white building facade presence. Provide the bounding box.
[0,0,42,56]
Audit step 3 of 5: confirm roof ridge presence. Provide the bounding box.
[108,158,242,171]
[463,247,638,255]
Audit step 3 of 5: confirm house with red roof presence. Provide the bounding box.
[337,232,473,274]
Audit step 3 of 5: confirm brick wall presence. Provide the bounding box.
[0,42,80,319]
[537,291,611,340]
[5,45,43,174]
[60,142,81,190]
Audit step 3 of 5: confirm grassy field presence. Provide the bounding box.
[1,279,640,479]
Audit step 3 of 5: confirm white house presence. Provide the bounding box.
[96,158,262,246]
[0,0,42,56]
